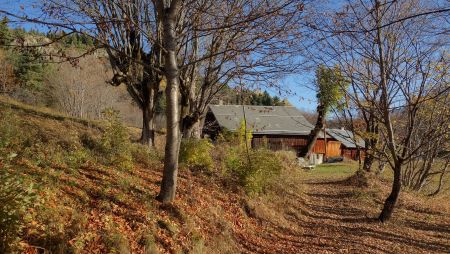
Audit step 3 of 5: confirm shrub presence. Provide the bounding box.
[179,138,214,171]
[21,141,71,169]
[102,215,131,254]
[66,148,91,168]
[274,150,299,169]
[27,203,90,254]
[225,147,282,195]
[237,120,252,150]
[70,231,96,253]
[79,132,100,151]
[104,231,131,254]
[190,232,205,254]
[0,108,23,155]
[131,144,160,167]
[157,219,179,237]
[138,229,159,254]
[0,169,37,253]
[216,129,237,144]
[99,109,133,170]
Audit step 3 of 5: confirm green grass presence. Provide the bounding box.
[374,161,450,196]
[302,162,358,180]
[306,161,450,197]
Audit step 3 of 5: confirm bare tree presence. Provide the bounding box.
[153,0,182,203]
[40,0,163,147]
[48,54,118,119]
[303,0,449,221]
[176,0,303,139]
[98,0,164,147]
[402,93,450,192]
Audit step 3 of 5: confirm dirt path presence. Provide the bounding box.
[238,177,450,254]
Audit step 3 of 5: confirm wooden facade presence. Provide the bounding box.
[251,134,342,158]
[342,148,365,161]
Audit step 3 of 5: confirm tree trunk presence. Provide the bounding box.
[323,122,327,161]
[414,156,434,191]
[157,4,181,204]
[362,114,378,172]
[377,160,386,175]
[300,104,325,158]
[181,115,202,139]
[140,101,155,147]
[140,82,157,147]
[362,153,374,172]
[193,115,205,138]
[429,160,448,196]
[182,122,195,138]
[378,163,402,222]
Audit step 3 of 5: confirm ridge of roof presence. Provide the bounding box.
[326,128,365,148]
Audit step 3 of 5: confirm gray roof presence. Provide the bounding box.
[326,128,365,148]
[208,105,317,135]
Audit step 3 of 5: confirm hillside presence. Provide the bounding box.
[1,97,449,254]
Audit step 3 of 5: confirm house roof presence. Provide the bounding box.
[208,105,318,135]
[326,128,365,148]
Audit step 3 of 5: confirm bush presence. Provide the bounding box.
[99,109,133,170]
[0,108,24,157]
[27,202,89,254]
[274,150,299,169]
[66,148,91,168]
[102,215,131,254]
[179,138,214,171]
[225,147,282,195]
[0,110,37,252]
[216,129,237,144]
[79,132,100,151]
[138,230,159,254]
[0,169,37,253]
[131,144,160,167]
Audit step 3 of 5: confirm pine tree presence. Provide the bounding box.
[273,96,281,106]
[261,91,273,106]
[0,17,11,46]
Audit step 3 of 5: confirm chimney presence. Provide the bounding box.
[340,127,345,130]
[218,99,224,105]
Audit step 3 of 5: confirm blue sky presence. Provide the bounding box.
[0,0,319,111]
[264,73,317,111]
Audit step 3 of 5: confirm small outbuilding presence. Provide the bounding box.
[326,128,365,160]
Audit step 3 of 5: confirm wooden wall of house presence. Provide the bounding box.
[313,140,341,157]
[342,148,365,161]
[252,134,342,157]
[252,135,308,151]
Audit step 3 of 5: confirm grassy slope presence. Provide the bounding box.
[0,97,273,253]
[1,97,449,253]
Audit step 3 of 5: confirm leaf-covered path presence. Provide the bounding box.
[237,175,450,254]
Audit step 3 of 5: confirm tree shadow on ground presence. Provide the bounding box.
[239,176,450,253]
[403,219,450,236]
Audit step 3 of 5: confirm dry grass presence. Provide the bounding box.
[0,95,103,129]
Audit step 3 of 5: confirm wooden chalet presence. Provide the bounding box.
[203,105,365,161]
